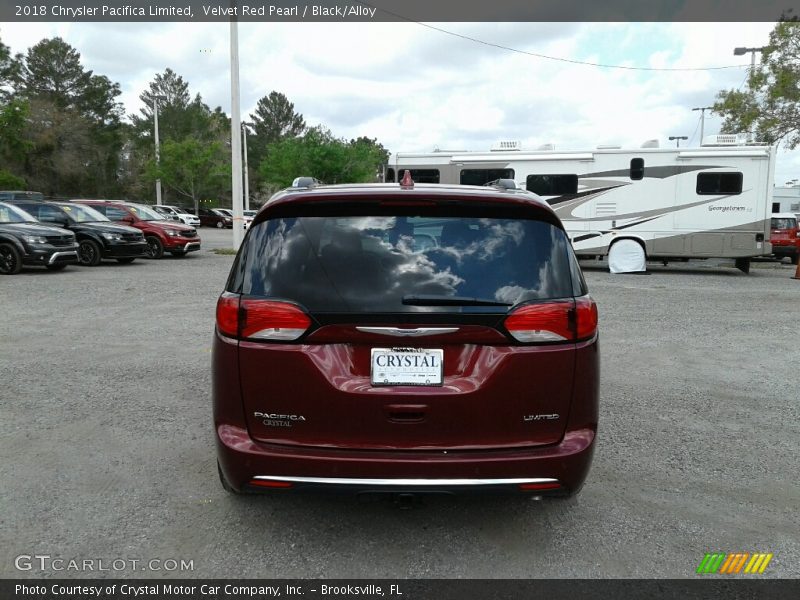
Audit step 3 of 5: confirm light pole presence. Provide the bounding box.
[152,96,166,206]
[692,106,713,142]
[669,136,688,148]
[733,46,768,70]
[229,6,244,249]
[242,123,249,211]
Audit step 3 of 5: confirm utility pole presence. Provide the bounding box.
[153,97,163,206]
[229,4,243,249]
[242,123,249,211]
[692,106,713,142]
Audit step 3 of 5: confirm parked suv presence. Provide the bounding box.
[9,200,146,266]
[0,202,78,274]
[214,176,599,498]
[153,204,201,227]
[199,208,233,229]
[769,213,799,264]
[75,200,201,259]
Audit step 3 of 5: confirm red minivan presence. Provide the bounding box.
[214,177,599,498]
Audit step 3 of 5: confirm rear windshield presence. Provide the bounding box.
[235,213,577,313]
[771,217,797,229]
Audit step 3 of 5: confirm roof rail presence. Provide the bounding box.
[484,179,518,191]
[291,177,323,188]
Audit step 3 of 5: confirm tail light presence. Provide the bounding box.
[216,292,311,341]
[518,482,561,491]
[504,295,597,343]
[504,301,572,342]
[249,479,293,489]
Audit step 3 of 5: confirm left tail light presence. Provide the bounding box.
[216,292,311,341]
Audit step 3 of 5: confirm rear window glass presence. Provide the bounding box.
[238,213,575,313]
[771,217,797,229]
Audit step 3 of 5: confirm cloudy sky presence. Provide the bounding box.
[3,20,798,184]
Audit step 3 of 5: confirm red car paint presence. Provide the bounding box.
[74,200,201,257]
[213,181,599,497]
[769,214,800,264]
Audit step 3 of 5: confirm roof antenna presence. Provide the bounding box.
[400,170,414,189]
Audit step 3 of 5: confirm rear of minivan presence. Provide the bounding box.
[213,183,599,497]
[769,214,800,264]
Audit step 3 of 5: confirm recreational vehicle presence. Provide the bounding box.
[388,136,776,273]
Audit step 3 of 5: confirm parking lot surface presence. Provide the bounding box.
[2,228,799,578]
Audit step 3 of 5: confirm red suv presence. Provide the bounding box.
[214,176,599,498]
[75,200,201,259]
[769,213,800,264]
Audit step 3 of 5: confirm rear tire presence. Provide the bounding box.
[608,239,646,274]
[45,263,68,271]
[144,236,164,259]
[116,257,135,264]
[0,242,23,275]
[791,254,799,265]
[735,257,751,274]
[78,239,102,266]
[218,461,242,494]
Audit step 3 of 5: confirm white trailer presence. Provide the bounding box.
[389,136,776,273]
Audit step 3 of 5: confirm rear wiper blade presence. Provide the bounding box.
[401,294,511,307]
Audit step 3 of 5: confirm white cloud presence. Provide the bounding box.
[2,20,798,183]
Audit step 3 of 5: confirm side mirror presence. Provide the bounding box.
[122,215,135,224]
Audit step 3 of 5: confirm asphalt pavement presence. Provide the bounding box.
[1,227,798,578]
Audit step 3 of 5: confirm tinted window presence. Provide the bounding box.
[460,169,515,186]
[630,158,644,180]
[238,213,575,314]
[526,175,579,196]
[405,169,440,184]
[696,172,743,195]
[386,168,395,183]
[771,218,797,229]
[105,206,130,220]
[23,203,65,223]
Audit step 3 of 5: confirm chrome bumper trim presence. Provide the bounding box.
[252,476,559,487]
[356,326,460,337]
[47,250,78,265]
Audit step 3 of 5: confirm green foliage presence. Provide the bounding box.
[714,21,800,147]
[259,126,385,188]
[0,169,25,189]
[146,137,229,214]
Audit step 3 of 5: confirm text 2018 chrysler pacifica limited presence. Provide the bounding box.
[213,174,599,498]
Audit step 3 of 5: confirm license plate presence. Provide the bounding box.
[370,348,444,386]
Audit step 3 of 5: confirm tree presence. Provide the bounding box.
[13,37,125,196]
[247,91,305,164]
[146,138,228,214]
[714,20,800,147]
[259,126,387,189]
[0,37,21,101]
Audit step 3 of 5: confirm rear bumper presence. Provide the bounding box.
[771,245,798,257]
[216,424,596,495]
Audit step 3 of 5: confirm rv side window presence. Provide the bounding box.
[386,168,395,183]
[696,172,743,195]
[459,169,515,186]
[405,169,440,184]
[526,174,578,196]
[630,158,644,180]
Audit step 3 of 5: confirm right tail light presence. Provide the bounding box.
[504,296,597,343]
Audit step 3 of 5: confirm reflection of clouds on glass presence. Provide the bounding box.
[243,215,573,310]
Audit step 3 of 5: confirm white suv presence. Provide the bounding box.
[153,205,201,227]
